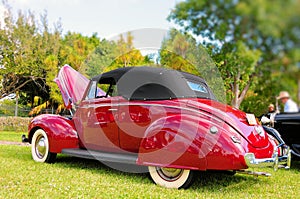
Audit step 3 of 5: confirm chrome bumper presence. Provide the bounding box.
[244,146,291,171]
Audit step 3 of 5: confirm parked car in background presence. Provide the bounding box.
[260,104,300,158]
[23,65,291,189]
[0,93,16,101]
[274,113,300,158]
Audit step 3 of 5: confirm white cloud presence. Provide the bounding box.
[0,4,6,28]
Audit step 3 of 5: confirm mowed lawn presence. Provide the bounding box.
[0,132,299,199]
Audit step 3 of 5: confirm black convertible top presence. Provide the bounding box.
[91,66,215,100]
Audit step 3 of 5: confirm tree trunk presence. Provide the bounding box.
[231,71,252,109]
[15,92,18,117]
[231,71,240,109]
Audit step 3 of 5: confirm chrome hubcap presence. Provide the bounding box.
[157,167,183,181]
[35,135,46,159]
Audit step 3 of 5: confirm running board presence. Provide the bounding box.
[61,148,138,165]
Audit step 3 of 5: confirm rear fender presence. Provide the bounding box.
[137,114,210,170]
[137,114,249,170]
[28,114,79,153]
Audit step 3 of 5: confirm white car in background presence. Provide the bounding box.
[0,93,16,101]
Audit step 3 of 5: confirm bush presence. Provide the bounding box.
[0,117,31,132]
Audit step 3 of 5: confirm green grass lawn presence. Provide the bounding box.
[0,131,25,142]
[0,132,300,198]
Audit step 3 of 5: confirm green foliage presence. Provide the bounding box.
[169,0,300,110]
[0,8,46,96]
[0,2,102,108]
[0,99,31,117]
[159,29,226,102]
[107,33,153,71]
[0,4,62,107]
[0,100,16,116]
[215,42,262,107]
[85,33,153,77]
[160,29,199,74]
[0,2,152,113]
[59,32,100,75]
[84,39,118,77]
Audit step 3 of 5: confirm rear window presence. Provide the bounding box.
[187,81,208,94]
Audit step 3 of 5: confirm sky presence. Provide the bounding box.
[1,0,182,39]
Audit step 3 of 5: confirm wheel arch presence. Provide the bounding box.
[28,114,79,153]
[137,114,209,170]
[137,113,248,171]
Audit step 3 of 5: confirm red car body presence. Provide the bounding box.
[25,65,290,189]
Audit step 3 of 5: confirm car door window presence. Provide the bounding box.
[86,81,119,100]
[96,83,118,98]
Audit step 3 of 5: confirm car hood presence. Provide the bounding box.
[186,99,269,148]
[54,65,90,109]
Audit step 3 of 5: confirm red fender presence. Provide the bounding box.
[28,114,79,153]
[137,114,248,171]
[137,114,208,170]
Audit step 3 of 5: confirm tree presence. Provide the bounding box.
[159,28,199,75]
[88,33,153,73]
[109,32,150,70]
[59,32,100,75]
[169,0,300,110]
[0,4,48,100]
[84,39,118,77]
[215,42,261,108]
[159,28,226,102]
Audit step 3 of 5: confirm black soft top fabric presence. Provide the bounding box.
[91,67,133,84]
[91,66,215,100]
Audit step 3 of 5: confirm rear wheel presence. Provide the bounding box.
[148,166,194,189]
[31,129,56,163]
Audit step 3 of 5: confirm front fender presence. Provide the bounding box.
[28,114,79,153]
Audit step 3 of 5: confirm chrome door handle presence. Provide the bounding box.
[108,108,118,112]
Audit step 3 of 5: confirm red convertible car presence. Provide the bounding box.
[23,65,290,189]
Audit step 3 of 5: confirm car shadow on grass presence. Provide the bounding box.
[55,155,264,191]
[55,155,150,182]
[290,159,300,171]
[189,171,260,191]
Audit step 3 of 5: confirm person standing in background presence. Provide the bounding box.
[277,91,299,113]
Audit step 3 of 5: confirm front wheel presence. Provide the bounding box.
[31,129,57,163]
[148,166,194,189]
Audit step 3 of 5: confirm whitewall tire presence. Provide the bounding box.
[148,166,194,189]
[31,129,56,163]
